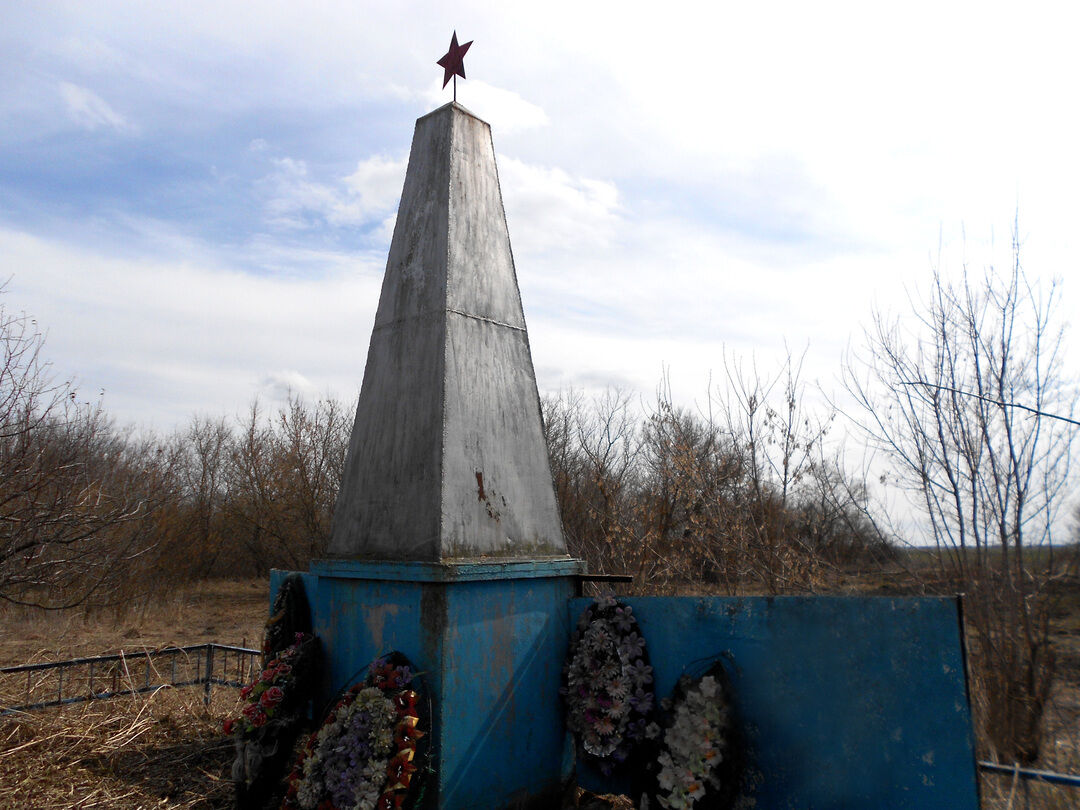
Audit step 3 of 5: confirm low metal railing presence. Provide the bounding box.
[0,643,261,715]
[978,760,1080,789]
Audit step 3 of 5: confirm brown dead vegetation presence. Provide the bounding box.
[0,686,239,809]
[0,581,263,810]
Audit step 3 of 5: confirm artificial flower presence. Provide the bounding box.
[651,672,733,810]
[226,632,317,736]
[282,653,424,810]
[563,596,658,774]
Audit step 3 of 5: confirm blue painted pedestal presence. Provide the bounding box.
[271,559,583,810]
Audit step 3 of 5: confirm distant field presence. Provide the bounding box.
[0,579,268,670]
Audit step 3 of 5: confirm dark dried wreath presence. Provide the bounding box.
[227,630,320,810]
[562,595,659,778]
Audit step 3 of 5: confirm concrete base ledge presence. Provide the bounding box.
[309,557,584,582]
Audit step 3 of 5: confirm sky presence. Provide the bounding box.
[3,0,1079,448]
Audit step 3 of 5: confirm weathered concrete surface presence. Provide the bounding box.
[329,102,567,562]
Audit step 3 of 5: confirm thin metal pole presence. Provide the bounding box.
[204,645,214,707]
[980,761,1080,788]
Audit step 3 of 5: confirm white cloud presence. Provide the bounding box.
[375,213,397,246]
[260,370,316,401]
[424,80,548,134]
[263,157,358,229]
[343,155,407,217]
[54,36,128,71]
[0,227,379,430]
[498,156,619,256]
[58,82,133,133]
[262,155,405,231]
[6,1,1078,453]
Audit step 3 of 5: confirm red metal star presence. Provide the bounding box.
[437,31,472,101]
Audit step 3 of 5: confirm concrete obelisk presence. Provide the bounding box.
[286,102,582,809]
[328,101,567,563]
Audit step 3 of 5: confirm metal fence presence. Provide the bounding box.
[0,643,261,715]
[978,760,1080,789]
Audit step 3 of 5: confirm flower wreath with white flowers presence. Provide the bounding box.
[562,595,660,776]
[282,651,428,810]
[641,660,742,810]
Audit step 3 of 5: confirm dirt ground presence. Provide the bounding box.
[2,577,1079,809]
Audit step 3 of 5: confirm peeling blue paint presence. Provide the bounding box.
[272,562,580,809]
[572,595,979,809]
[268,572,978,809]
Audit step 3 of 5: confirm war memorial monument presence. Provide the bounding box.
[255,34,981,810]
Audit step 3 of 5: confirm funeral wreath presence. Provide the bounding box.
[562,595,659,776]
[641,660,741,810]
[282,651,428,810]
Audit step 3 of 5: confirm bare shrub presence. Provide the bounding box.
[543,389,640,579]
[223,395,350,576]
[543,360,894,595]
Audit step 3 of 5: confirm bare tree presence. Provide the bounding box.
[274,394,350,561]
[638,385,744,590]
[0,299,149,608]
[168,415,234,579]
[542,389,640,578]
[712,348,836,592]
[842,234,1077,764]
[225,395,350,575]
[543,363,894,595]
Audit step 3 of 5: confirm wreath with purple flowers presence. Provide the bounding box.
[282,651,429,810]
[562,595,659,776]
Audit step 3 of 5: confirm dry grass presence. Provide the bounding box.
[978,616,1080,809]
[0,681,242,809]
[0,579,269,669]
[0,579,265,810]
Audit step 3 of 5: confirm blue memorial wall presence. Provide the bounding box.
[573,595,980,808]
[271,567,979,809]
